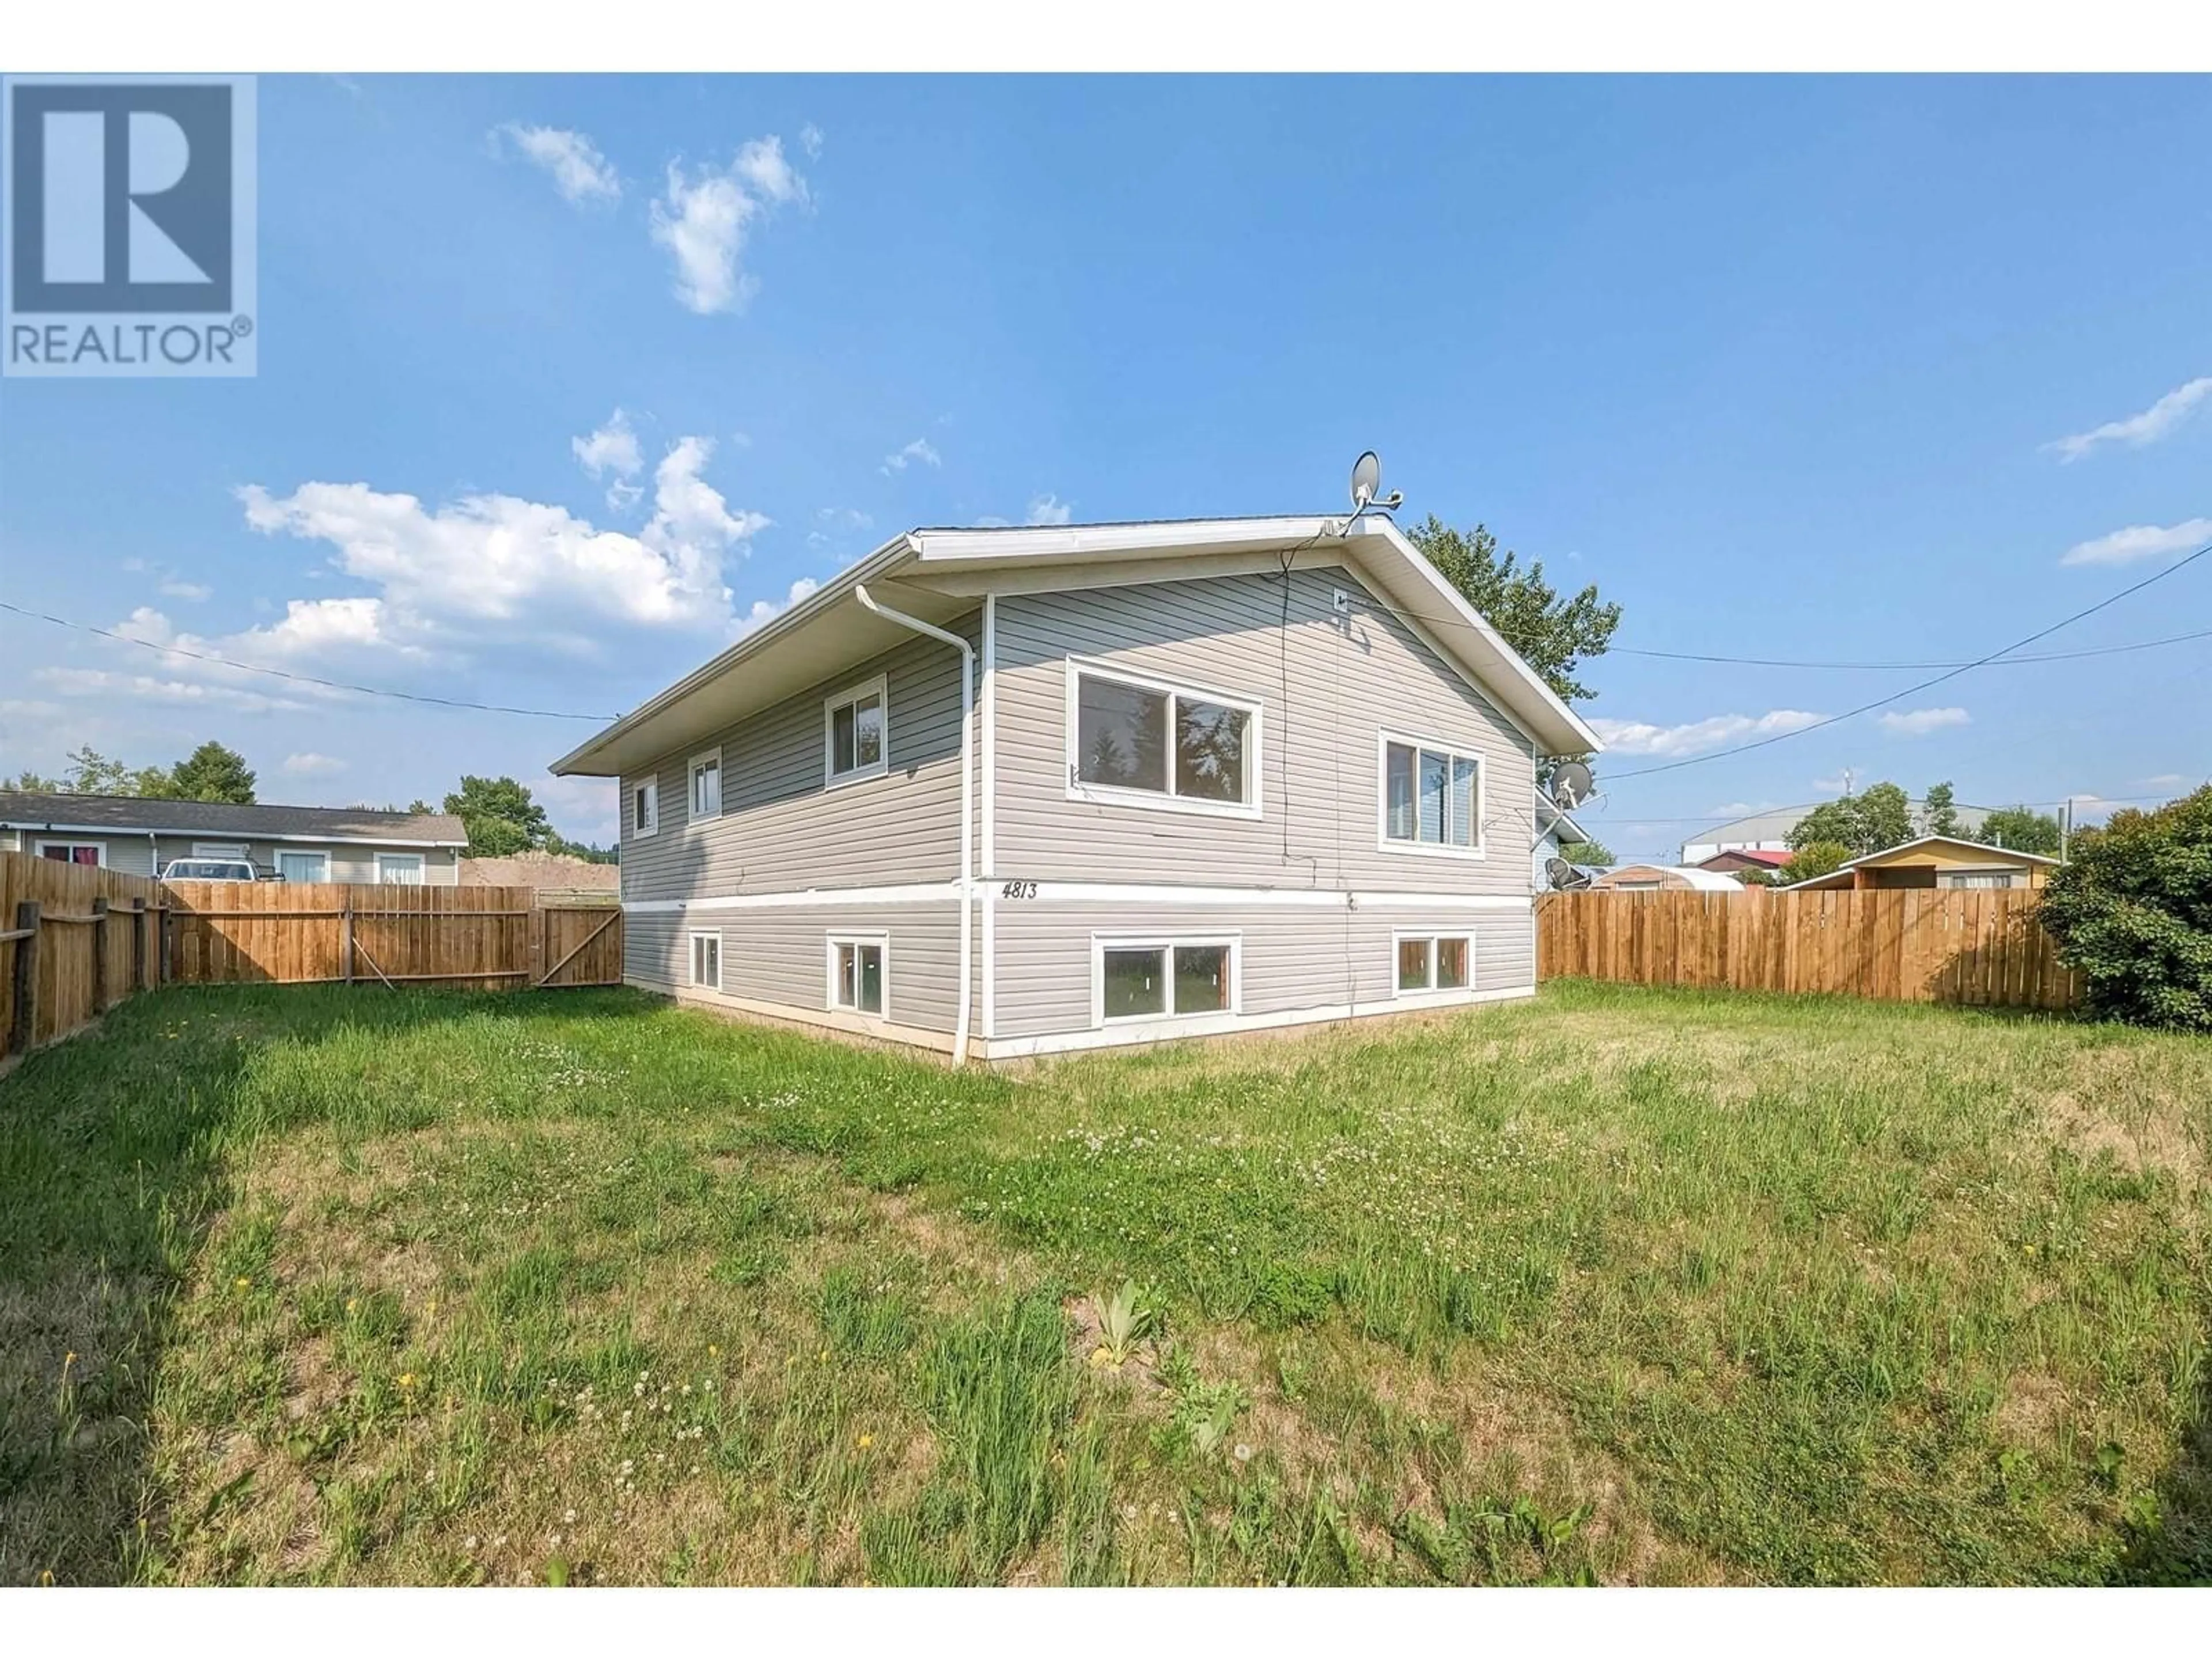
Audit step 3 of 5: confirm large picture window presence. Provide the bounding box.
[1068,663,1257,815]
[1380,736,1482,854]
[824,676,888,786]
[827,933,887,1016]
[1093,935,1238,1025]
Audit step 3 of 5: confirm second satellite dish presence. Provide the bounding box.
[1549,759,1594,810]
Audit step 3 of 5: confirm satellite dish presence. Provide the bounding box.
[1350,451,1381,511]
[1546,857,1592,891]
[1549,760,1594,810]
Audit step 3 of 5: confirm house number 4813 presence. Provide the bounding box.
[1000,880,1039,899]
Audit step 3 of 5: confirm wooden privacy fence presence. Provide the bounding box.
[1536,888,2081,1011]
[1,849,624,1065]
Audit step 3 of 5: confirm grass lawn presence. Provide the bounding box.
[2,979,2207,1586]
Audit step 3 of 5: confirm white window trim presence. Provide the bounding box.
[688,928,723,990]
[825,930,891,1016]
[1391,928,1478,1003]
[630,775,660,839]
[1062,656,1264,822]
[191,841,250,859]
[1090,931,1244,1031]
[35,838,106,866]
[276,850,331,883]
[375,852,427,885]
[688,746,724,825]
[1376,729,1487,860]
[823,674,891,790]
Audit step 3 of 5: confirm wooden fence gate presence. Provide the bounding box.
[1,850,624,1066]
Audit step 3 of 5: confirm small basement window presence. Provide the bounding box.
[690,930,722,990]
[1069,664,1258,813]
[828,933,887,1016]
[1381,736,1482,853]
[825,676,888,786]
[631,777,660,838]
[690,749,722,820]
[1395,932,1472,995]
[1095,937,1237,1024]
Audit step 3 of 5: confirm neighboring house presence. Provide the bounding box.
[0,792,467,883]
[1533,794,1594,891]
[1779,835,2058,892]
[550,514,1600,1061]
[1682,801,1992,864]
[1695,847,1794,877]
[461,851,622,899]
[1592,863,1743,892]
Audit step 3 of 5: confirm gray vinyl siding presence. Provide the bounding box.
[617,618,978,906]
[991,568,1538,896]
[626,903,963,1034]
[990,900,1535,1041]
[0,830,455,882]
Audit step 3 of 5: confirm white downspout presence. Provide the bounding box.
[855,584,975,1065]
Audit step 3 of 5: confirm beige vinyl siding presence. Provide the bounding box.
[626,903,963,1034]
[991,569,1537,896]
[989,900,1534,1041]
[618,617,978,906]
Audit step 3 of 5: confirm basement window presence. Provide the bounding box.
[1094,936,1238,1025]
[690,930,722,991]
[1395,932,1472,995]
[828,933,887,1016]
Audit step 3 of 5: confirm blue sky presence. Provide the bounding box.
[2,74,2206,854]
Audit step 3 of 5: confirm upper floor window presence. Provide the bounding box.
[631,777,660,838]
[1380,735,1482,854]
[824,675,888,787]
[1067,662,1258,816]
[690,749,722,820]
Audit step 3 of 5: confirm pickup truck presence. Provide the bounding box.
[158,858,259,882]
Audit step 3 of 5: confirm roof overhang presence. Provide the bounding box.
[550,515,1603,778]
[0,817,463,847]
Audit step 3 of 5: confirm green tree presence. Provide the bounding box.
[1,770,60,793]
[1559,839,1615,868]
[1789,781,1912,855]
[1979,804,2062,855]
[2038,786,2212,1029]
[1922,781,1960,839]
[1406,518,1622,705]
[166,740,256,804]
[443,775,554,858]
[1778,840,1854,886]
[60,745,137,795]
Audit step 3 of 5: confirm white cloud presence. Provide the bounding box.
[816,506,873,529]
[1877,706,1971,737]
[1025,493,1073,527]
[494,123,621,205]
[880,437,941,476]
[737,577,820,635]
[571,408,642,482]
[1704,802,1759,816]
[158,579,211,601]
[649,137,807,315]
[2142,773,2188,788]
[2059,517,2212,567]
[36,666,308,714]
[282,751,347,776]
[800,123,824,160]
[0,698,66,722]
[1588,709,1825,758]
[2047,376,2212,462]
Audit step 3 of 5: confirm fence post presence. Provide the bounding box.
[158,903,173,986]
[132,897,149,992]
[342,891,355,985]
[9,902,37,1056]
[90,897,109,1014]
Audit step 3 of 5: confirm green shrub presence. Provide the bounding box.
[2038,786,2212,1030]
[1778,840,1854,887]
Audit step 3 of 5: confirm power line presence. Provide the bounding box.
[1600,539,2212,781]
[1610,624,2212,671]
[0,600,619,722]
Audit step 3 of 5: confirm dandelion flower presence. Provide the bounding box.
[397,1372,418,1389]
[234,1277,251,1289]
[857,1434,874,1449]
